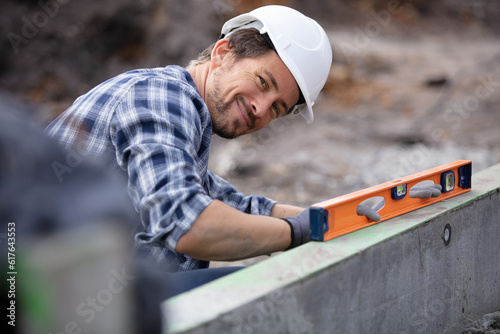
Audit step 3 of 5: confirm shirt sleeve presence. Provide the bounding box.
[206,170,277,216]
[110,76,213,251]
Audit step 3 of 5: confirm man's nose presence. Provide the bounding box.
[250,96,273,118]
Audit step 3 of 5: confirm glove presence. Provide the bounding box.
[282,208,311,249]
[409,183,442,199]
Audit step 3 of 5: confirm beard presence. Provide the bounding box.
[206,70,256,139]
[207,84,239,139]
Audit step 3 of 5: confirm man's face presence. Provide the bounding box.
[206,50,300,139]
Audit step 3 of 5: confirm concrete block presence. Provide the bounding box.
[163,163,500,334]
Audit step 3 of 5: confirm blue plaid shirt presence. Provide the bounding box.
[45,65,276,271]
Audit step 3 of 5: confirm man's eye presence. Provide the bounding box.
[272,104,280,117]
[259,76,267,89]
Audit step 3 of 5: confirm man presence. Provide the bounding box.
[45,5,332,292]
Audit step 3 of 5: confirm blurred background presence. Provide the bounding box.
[1,0,500,332]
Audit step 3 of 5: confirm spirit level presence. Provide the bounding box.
[310,160,472,242]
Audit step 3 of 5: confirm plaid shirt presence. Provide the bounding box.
[45,65,276,271]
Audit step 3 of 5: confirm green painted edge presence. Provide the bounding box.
[164,163,500,333]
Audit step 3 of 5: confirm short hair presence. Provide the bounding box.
[186,28,273,68]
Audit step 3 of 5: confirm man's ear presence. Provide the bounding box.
[211,38,231,66]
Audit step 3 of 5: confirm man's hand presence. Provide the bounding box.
[283,208,311,249]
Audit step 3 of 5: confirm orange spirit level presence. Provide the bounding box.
[310,160,472,242]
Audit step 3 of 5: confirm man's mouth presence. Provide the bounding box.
[236,99,251,127]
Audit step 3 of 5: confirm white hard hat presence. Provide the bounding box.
[220,5,332,124]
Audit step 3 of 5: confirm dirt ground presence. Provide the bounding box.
[209,26,500,268]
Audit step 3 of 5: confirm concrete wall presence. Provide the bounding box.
[163,163,500,334]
